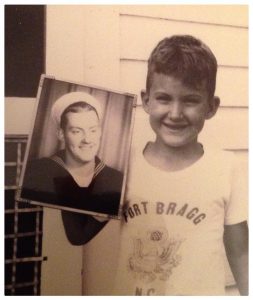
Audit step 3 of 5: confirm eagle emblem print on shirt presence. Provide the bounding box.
[123,199,206,284]
[128,227,184,283]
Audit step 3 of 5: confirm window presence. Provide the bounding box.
[5,136,45,295]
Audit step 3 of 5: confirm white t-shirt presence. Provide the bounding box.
[112,145,247,296]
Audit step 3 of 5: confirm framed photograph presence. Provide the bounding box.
[17,74,137,219]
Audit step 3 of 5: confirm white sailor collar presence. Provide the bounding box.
[49,151,106,179]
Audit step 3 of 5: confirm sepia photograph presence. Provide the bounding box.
[17,75,136,218]
[4,3,248,297]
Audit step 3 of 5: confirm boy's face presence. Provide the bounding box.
[142,73,219,150]
[59,110,101,165]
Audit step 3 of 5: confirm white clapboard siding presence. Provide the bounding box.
[46,6,86,81]
[216,67,248,107]
[120,61,248,107]
[199,107,248,150]
[41,209,83,295]
[82,219,122,295]
[119,5,248,27]
[120,15,248,67]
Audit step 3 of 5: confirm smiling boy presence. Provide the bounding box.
[112,35,248,296]
[141,73,219,171]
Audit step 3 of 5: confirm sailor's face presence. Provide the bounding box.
[62,110,101,164]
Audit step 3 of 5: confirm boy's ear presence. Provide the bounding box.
[141,89,150,114]
[206,96,220,120]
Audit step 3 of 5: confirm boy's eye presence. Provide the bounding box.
[156,95,171,103]
[183,98,201,104]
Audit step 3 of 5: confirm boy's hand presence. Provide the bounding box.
[224,221,248,295]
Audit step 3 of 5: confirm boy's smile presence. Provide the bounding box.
[142,73,218,150]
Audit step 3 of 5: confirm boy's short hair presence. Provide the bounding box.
[60,101,98,129]
[146,35,218,98]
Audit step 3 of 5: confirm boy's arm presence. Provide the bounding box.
[223,221,248,295]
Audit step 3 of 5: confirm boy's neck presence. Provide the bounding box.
[143,141,204,172]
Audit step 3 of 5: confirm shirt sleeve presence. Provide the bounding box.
[224,154,248,225]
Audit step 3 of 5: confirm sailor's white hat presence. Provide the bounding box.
[51,91,102,126]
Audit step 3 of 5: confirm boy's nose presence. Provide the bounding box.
[168,102,184,120]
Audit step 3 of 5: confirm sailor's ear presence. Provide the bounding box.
[57,128,65,142]
[141,89,151,114]
[206,96,220,120]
